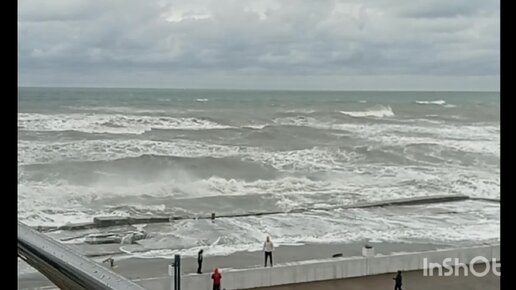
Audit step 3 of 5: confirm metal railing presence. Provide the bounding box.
[18,222,146,290]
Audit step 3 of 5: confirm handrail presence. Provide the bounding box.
[18,221,146,290]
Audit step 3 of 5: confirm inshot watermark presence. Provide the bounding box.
[423,257,500,277]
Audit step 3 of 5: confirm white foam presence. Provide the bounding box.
[333,123,500,157]
[18,139,362,172]
[16,175,350,227]
[18,113,231,134]
[244,147,363,171]
[415,100,447,105]
[242,124,268,129]
[66,106,169,114]
[272,116,328,129]
[111,201,499,259]
[18,139,245,165]
[377,135,498,156]
[179,176,350,200]
[415,100,457,108]
[449,173,500,199]
[340,105,394,118]
[281,109,316,114]
[196,98,208,102]
[18,160,500,231]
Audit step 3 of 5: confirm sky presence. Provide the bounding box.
[18,0,500,91]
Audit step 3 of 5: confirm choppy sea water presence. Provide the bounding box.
[18,88,499,258]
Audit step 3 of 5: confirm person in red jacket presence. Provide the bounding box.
[211,268,222,290]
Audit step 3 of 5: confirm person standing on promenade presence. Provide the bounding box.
[263,236,274,267]
[197,249,204,274]
[392,270,402,290]
[102,257,115,268]
[211,268,222,290]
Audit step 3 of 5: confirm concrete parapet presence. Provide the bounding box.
[169,244,499,290]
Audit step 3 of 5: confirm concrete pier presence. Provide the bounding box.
[36,195,475,232]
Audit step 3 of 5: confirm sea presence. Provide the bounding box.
[18,87,500,259]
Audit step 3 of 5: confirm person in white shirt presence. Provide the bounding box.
[263,236,274,267]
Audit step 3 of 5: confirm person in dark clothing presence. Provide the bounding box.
[211,268,222,290]
[102,257,115,268]
[392,270,402,290]
[197,249,204,274]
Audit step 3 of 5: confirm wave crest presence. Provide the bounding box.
[18,113,230,134]
[340,105,394,118]
[415,100,446,105]
[415,100,456,107]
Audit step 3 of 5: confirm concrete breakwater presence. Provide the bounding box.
[35,194,488,232]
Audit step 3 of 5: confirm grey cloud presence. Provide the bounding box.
[18,0,499,90]
[371,0,498,18]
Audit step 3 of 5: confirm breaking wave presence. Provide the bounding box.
[340,105,394,118]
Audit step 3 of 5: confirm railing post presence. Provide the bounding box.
[174,254,181,290]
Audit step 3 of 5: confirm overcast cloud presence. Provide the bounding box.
[18,0,499,90]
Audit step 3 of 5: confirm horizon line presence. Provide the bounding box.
[17,85,500,93]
